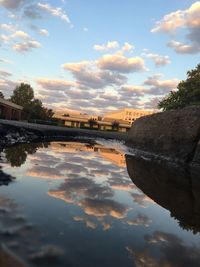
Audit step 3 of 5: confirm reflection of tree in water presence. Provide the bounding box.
[4,143,50,167]
[126,155,200,234]
[0,167,15,186]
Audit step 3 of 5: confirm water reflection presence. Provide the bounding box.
[126,155,200,234]
[0,141,200,266]
[0,167,15,186]
[3,143,49,167]
[127,230,200,267]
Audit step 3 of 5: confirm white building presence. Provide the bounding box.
[104,108,153,124]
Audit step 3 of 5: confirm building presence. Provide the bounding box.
[53,112,131,132]
[0,98,23,120]
[104,108,153,124]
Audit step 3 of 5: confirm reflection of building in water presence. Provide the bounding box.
[51,142,125,167]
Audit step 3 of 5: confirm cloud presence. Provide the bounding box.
[11,30,30,39]
[37,2,71,24]
[127,231,200,267]
[94,41,134,53]
[144,74,179,95]
[73,216,97,230]
[122,42,134,52]
[79,198,129,219]
[0,0,24,10]
[98,54,146,73]
[37,78,76,91]
[151,2,200,54]
[151,2,200,33]
[130,192,155,207]
[0,69,12,77]
[27,166,62,179]
[142,51,171,66]
[39,29,49,36]
[121,85,145,97]
[62,61,127,89]
[0,27,42,53]
[0,58,12,64]
[12,40,41,53]
[0,79,17,97]
[93,41,119,51]
[0,23,16,32]
[23,4,43,19]
[168,40,200,54]
[127,213,152,227]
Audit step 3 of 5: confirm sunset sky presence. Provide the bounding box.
[0,0,199,114]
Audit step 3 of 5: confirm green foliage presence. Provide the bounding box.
[0,91,4,98]
[158,64,200,111]
[10,83,54,120]
[10,83,34,107]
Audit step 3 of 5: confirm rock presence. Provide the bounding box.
[126,106,200,164]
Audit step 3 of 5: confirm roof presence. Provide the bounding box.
[0,98,23,110]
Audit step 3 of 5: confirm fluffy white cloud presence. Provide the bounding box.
[151,2,200,33]
[12,40,41,53]
[94,41,134,53]
[168,40,200,54]
[142,51,171,66]
[151,2,200,54]
[122,42,135,52]
[11,30,30,39]
[98,54,146,73]
[37,78,76,91]
[93,41,119,51]
[39,29,49,36]
[0,28,42,53]
[62,61,127,89]
[0,23,15,32]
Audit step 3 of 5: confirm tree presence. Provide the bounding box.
[112,120,119,131]
[158,64,200,111]
[88,118,97,128]
[0,91,4,98]
[10,83,54,120]
[27,99,54,120]
[10,83,34,107]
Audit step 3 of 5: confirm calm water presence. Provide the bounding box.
[0,140,200,267]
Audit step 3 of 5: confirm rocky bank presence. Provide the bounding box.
[0,120,127,150]
[126,106,200,165]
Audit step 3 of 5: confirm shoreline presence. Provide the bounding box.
[0,119,128,150]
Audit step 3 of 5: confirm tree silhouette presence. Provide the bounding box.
[88,118,97,129]
[158,64,200,111]
[10,83,54,120]
[112,120,119,131]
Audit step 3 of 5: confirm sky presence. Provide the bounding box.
[0,0,199,114]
